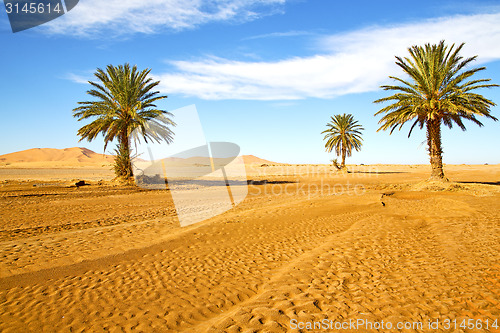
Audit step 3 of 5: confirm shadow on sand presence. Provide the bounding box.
[136,175,296,187]
[349,171,407,175]
[247,180,296,185]
[458,181,500,186]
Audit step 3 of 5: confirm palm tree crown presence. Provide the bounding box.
[73,63,174,179]
[322,113,364,169]
[374,41,498,179]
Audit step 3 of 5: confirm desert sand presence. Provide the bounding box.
[0,150,499,332]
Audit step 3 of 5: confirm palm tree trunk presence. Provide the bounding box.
[120,132,133,179]
[341,147,346,169]
[426,118,446,180]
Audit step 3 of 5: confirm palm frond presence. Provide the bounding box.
[374,40,498,136]
[322,113,364,158]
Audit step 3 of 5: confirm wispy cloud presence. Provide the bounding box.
[65,72,92,84]
[243,30,316,40]
[44,0,286,37]
[156,12,500,100]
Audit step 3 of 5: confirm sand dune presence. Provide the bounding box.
[241,155,276,165]
[0,147,114,168]
[0,147,276,168]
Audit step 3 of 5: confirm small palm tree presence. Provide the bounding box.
[374,41,498,180]
[322,114,364,170]
[73,63,174,180]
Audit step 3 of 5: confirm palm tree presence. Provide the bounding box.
[322,113,364,170]
[73,63,174,180]
[374,41,498,180]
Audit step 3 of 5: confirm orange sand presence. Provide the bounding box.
[0,162,499,332]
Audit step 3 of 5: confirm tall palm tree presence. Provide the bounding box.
[73,63,174,180]
[374,41,498,180]
[322,113,364,169]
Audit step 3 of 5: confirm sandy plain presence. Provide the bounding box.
[0,162,499,332]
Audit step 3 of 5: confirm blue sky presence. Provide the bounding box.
[1,0,499,164]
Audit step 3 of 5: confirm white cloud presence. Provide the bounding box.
[44,0,286,36]
[156,12,500,100]
[65,73,91,84]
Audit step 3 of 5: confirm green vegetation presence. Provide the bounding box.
[322,113,364,170]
